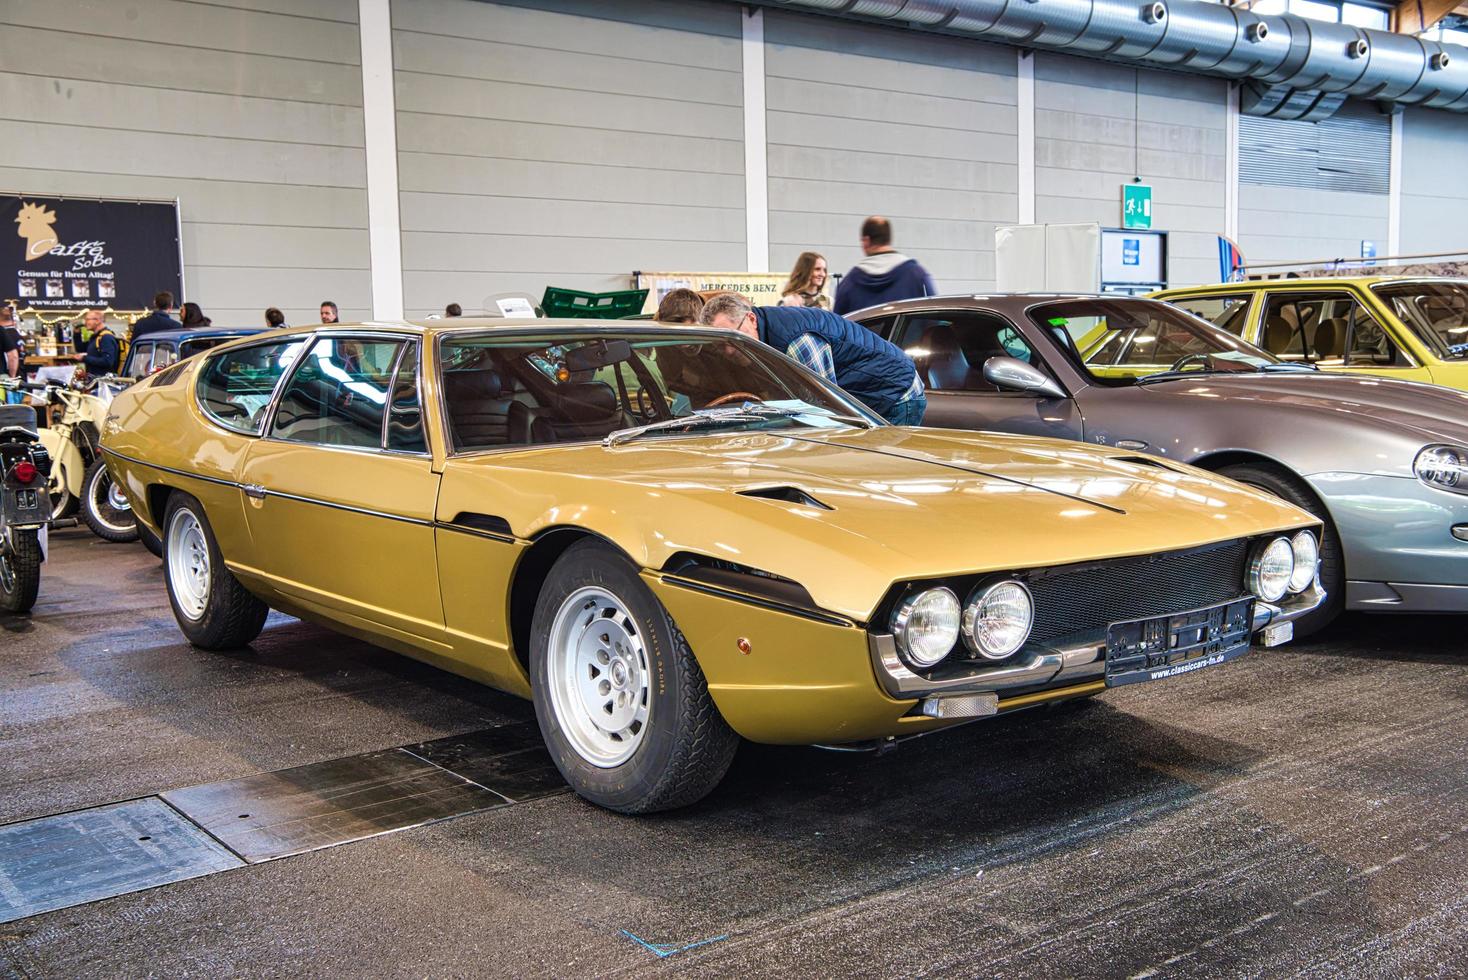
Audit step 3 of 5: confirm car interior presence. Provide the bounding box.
[1260,294,1405,366]
[890,314,1042,391]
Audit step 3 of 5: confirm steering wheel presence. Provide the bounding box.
[705,391,763,408]
[1169,353,1213,373]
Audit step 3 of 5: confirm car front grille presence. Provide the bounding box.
[1025,538,1250,648]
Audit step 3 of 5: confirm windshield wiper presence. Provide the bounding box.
[603,404,870,448]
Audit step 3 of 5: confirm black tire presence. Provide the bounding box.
[530,539,739,813]
[139,521,163,559]
[162,493,269,650]
[1218,462,1343,637]
[0,529,42,614]
[80,458,138,543]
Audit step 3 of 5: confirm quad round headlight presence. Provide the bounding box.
[962,580,1034,660]
[1247,536,1295,603]
[890,586,961,669]
[1414,444,1467,493]
[1288,530,1319,594]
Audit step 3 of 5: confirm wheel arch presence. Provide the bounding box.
[1189,449,1341,544]
[507,525,636,676]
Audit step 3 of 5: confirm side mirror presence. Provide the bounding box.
[982,356,1067,399]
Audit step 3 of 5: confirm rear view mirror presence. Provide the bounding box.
[982,356,1066,399]
[566,340,632,373]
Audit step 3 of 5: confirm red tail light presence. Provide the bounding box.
[12,461,38,485]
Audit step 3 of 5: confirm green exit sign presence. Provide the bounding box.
[1122,183,1152,229]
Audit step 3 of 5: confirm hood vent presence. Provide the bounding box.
[738,486,834,510]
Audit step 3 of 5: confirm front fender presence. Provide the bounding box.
[38,429,86,495]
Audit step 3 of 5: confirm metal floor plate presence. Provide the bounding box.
[0,798,244,924]
[406,723,567,803]
[161,749,503,863]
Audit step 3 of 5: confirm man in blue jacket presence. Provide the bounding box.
[72,309,120,376]
[833,216,936,316]
[129,291,180,343]
[699,293,926,425]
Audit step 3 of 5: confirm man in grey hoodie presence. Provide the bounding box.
[832,216,937,316]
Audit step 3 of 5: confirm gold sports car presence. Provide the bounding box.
[102,321,1325,812]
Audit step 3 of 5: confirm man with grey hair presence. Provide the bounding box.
[72,309,120,376]
[699,292,925,425]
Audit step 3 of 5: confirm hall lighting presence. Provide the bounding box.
[1248,537,1295,603]
[1414,444,1467,492]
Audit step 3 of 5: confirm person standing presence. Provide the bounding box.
[444,303,462,317]
[779,252,831,309]
[320,300,339,324]
[1,304,20,379]
[832,216,936,315]
[72,309,120,376]
[699,292,926,426]
[265,307,287,329]
[179,302,211,328]
[130,291,180,342]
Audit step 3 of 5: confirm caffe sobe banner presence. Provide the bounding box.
[4,194,184,311]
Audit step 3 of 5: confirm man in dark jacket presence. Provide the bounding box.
[72,309,120,376]
[700,293,925,425]
[833,216,936,316]
[130,291,179,342]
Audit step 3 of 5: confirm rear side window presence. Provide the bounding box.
[1172,295,1252,335]
[197,338,307,435]
[270,337,405,449]
[1259,292,1409,367]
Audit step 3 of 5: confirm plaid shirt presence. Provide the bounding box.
[785,333,923,403]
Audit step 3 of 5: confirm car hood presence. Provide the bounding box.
[443,426,1314,622]
[1138,371,1468,446]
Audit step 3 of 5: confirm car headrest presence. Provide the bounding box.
[1264,316,1294,352]
[554,381,619,422]
[921,323,979,390]
[444,368,506,401]
[1312,318,1344,358]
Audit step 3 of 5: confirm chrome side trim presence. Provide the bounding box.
[101,447,238,491]
[433,520,517,545]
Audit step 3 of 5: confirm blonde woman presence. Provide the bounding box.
[779,252,831,309]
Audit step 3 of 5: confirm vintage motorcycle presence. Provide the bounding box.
[29,376,139,544]
[0,391,53,613]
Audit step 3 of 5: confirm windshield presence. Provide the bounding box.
[439,331,881,452]
[1029,298,1281,385]
[1371,281,1468,359]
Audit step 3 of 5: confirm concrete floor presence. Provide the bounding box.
[3,527,1467,978]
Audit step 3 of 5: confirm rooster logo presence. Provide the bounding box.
[16,201,59,261]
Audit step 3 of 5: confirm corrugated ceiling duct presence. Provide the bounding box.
[743,0,1468,116]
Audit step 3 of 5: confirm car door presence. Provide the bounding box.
[236,333,446,645]
[878,310,1083,439]
[1255,289,1434,382]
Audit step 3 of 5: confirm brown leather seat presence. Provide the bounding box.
[443,368,515,449]
[1311,318,1344,359]
[1263,316,1295,353]
[921,324,984,390]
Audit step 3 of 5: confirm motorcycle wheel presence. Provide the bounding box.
[80,458,138,543]
[0,529,42,613]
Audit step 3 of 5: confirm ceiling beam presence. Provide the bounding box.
[1393,0,1463,33]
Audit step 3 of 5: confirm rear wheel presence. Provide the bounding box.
[530,540,738,813]
[1218,462,1342,637]
[163,493,269,649]
[0,529,42,613]
[80,458,138,542]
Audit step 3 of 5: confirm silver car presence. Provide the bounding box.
[852,294,1468,634]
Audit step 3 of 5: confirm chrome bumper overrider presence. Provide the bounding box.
[868,582,1328,702]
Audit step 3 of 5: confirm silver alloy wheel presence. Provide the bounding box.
[167,509,210,621]
[546,586,651,768]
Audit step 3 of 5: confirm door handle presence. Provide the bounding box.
[1116,439,1149,450]
[242,483,267,500]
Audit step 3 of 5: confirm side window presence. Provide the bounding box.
[1260,293,1408,367]
[385,342,427,453]
[894,313,1042,392]
[857,314,898,341]
[1172,295,1251,336]
[270,337,404,448]
[197,338,308,435]
[125,342,153,379]
[153,345,180,371]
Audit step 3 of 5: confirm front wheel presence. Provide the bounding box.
[0,529,42,613]
[1218,462,1343,637]
[163,493,269,649]
[80,458,138,543]
[530,540,739,813]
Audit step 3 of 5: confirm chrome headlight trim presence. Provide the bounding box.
[1247,536,1294,603]
[961,579,1035,660]
[1288,530,1319,594]
[1414,444,1468,495]
[890,586,962,669]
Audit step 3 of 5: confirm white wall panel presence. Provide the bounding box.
[1034,53,1228,287]
[0,0,371,325]
[391,0,745,317]
[1400,108,1468,257]
[764,11,1017,295]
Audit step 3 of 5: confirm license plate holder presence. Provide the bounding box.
[1104,597,1255,687]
